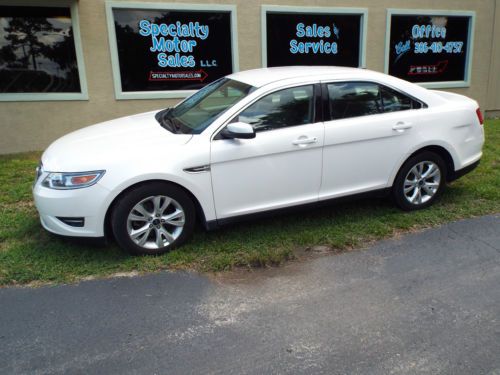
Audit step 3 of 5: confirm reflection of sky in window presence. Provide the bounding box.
[430,17,448,28]
[0,16,72,77]
[113,9,168,32]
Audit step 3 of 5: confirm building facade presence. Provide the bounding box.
[1,0,499,154]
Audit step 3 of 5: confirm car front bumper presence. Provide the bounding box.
[33,177,111,238]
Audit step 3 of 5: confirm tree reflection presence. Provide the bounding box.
[0,7,80,93]
[3,16,59,70]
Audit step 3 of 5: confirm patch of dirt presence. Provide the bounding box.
[110,271,140,278]
[208,225,436,285]
[79,271,141,282]
[209,259,305,285]
[0,200,35,210]
[209,243,355,285]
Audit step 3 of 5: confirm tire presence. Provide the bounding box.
[111,182,195,255]
[392,151,447,211]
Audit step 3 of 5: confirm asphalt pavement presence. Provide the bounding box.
[1,214,499,375]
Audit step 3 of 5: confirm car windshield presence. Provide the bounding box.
[156,78,256,134]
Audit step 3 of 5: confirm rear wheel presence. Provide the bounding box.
[111,182,195,255]
[393,152,446,211]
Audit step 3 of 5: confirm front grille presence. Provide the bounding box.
[56,217,85,227]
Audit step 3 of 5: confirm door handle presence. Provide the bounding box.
[292,137,318,146]
[392,122,412,132]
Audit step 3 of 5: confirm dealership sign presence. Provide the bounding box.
[106,4,237,98]
[386,10,474,87]
[262,6,367,68]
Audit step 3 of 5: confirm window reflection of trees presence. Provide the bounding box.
[328,82,419,119]
[239,87,314,132]
[0,7,80,93]
[329,83,382,119]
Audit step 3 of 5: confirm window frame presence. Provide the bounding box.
[105,1,239,100]
[384,9,475,89]
[261,5,368,68]
[321,80,427,121]
[0,0,88,102]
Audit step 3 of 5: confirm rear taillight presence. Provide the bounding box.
[476,108,484,125]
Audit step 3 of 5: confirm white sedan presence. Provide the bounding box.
[33,67,485,255]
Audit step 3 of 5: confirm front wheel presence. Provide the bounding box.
[392,152,446,211]
[111,182,195,255]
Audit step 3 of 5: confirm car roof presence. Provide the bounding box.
[226,66,444,106]
[227,66,373,88]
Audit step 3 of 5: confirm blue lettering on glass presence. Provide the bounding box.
[157,53,195,68]
[295,23,331,38]
[406,23,463,56]
[290,40,337,54]
[139,20,209,39]
[150,37,197,53]
[394,39,410,62]
[395,40,410,55]
[296,23,305,38]
[414,41,463,54]
[200,60,217,67]
[139,20,210,68]
[290,22,338,55]
[139,20,150,36]
[332,23,339,39]
[411,24,446,39]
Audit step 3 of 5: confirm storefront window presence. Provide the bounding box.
[0,3,87,100]
[385,10,475,88]
[106,3,238,99]
[262,6,367,68]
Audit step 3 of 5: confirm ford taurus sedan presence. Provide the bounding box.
[33,67,485,255]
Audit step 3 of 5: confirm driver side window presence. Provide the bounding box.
[232,85,314,132]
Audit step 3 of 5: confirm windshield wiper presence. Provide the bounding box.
[156,108,185,134]
[155,108,178,133]
[170,117,182,133]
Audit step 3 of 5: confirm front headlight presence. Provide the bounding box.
[41,170,105,190]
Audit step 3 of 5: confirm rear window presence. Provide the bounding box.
[327,81,423,120]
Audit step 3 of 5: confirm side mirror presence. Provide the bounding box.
[220,122,256,139]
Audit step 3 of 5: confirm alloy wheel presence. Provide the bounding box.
[403,161,441,205]
[126,195,185,249]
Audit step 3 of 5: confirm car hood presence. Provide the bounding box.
[42,110,193,171]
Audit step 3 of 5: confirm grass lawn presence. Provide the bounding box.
[0,120,499,286]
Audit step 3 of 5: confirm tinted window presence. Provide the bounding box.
[327,82,421,120]
[234,85,314,132]
[381,86,421,112]
[0,6,81,93]
[327,82,382,120]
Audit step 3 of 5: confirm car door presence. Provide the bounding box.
[320,81,425,200]
[210,84,324,219]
